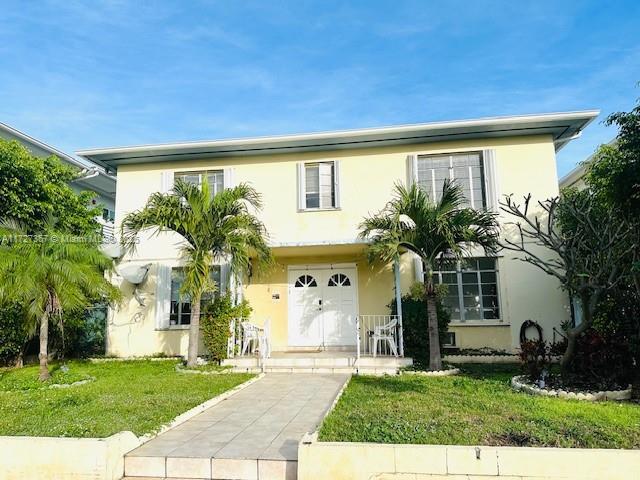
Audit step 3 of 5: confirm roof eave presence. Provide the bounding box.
[77,110,600,172]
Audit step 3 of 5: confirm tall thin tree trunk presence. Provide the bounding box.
[426,293,442,371]
[187,294,202,367]
[560,331,577,375]
[561,291,597,378]
[632,272,640,400]
[39,313,50,381]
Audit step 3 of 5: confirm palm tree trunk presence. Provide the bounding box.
[426,293,442,371]
[39,313,50,381]
[187,294,202,367]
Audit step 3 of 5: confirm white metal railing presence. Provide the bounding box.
[227,318,238,358]
[101,222,115,242]
[227,317,271,364]
[357,314,404,358]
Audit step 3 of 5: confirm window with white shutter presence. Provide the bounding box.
[298,161,340,210]
[168,266,222,326]
[416,152,486,209]
[175,170,224,197]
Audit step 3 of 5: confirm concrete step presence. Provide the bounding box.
[124,455,297,479]
[222,356,413,373]
[227,366,403,375]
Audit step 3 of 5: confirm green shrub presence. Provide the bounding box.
[201,295,252,363]
[388,282,451,368]
[0,304,27,366]
[42,306,107,359]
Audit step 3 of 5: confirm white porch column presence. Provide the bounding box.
[393,257,405,357]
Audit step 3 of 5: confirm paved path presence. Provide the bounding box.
[128,373,349,462]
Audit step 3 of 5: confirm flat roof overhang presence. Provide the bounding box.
[77,110,599,173]
[269,239,368,258]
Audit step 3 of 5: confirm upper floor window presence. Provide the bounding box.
[297,161,340,210]
[435,257,499,322]
[169,266,221,326]
[417,152,486,209]
[102,208,115,223]
[175,170,224,197]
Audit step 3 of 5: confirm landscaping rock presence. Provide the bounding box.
[511,375,632,402]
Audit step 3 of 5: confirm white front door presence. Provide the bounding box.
[288,266,358,348]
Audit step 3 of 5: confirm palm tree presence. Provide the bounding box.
[121,179,271,367]
[359,180,499,370]
[0,219,120,380]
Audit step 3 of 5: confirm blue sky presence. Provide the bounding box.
[1,1,638,176]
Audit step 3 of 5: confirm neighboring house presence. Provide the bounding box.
[0,122,117,236]
[78,111,597,359]
[559,139,616,191]
[559,162,588,190]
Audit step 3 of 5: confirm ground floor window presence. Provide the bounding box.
[170,266,221,326]
[435,257,500,321]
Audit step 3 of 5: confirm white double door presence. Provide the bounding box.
[288,266,358,348]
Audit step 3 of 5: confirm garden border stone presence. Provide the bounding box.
[49,375,95,389]
[174,363,235,375]
[444,354,519,364]
[511,375,632,401]
[88,356,182,362]
[402,367,460,377]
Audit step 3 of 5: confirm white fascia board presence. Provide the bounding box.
[76,110,600,171]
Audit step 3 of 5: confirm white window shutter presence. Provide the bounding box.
[482,149,499,211]
[333,160,341,208]
[220,263,231,294]
[406,154,417,186]
[223,167,235,190]
[161,171,174,193]
[413,255,424,283]
[155,264,171,329]
[296,162,305,210]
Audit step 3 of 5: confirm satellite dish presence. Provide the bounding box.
[100,242,123,259]
[117,263,152,306]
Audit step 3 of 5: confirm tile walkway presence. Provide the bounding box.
[127,373,349,462]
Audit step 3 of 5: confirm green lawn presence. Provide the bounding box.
[0,360,252,438]
[319,364,640,449]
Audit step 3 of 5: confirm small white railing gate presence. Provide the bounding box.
[356,314,404,358]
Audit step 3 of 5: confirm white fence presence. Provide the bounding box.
[357,314,404,358]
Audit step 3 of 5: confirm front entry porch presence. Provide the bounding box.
[231,243,413,373]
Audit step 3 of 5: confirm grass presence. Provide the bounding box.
[319,364,640,449]
[0,360,252,438]
[0,364,90,391]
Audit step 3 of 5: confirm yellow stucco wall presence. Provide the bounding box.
[107,134,569,356]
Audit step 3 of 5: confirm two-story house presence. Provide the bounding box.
[78,111,598,365]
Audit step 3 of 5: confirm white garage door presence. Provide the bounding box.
[288,266,358,348]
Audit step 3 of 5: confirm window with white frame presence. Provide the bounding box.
[175,170,224,197]
[435,257,500,322]
[300,161,338,209]
[169,266,221,326]
[102,208,115,223]
[417,152,486,209]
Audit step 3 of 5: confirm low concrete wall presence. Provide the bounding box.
[0,431,141,480]
[298,435,640,480]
